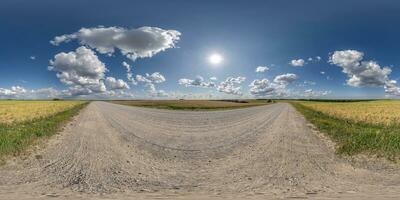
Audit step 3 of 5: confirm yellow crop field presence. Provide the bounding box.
[298,100,400,125]
[0,101,85,124]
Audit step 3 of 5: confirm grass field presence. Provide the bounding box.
[0,101,87,162]
[111,100,273,110]
[292,100,400,160]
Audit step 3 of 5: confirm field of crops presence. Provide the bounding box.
[0,100,86,161]
[0,101,84,124]
[298,100,400,125]
[292,100,400,159]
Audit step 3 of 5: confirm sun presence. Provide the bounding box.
[209,53,223,65]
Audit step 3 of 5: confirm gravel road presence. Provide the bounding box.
[1,102,400,199]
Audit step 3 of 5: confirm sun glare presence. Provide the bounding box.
[209,53,223,65]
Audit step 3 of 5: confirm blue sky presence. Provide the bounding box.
[1,0,400,99]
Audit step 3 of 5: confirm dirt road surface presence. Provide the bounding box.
[1,102,400,199]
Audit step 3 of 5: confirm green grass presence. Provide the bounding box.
[0,102,87,162]
[291,102,400,160]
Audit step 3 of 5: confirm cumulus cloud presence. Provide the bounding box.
[103,90,135,99]
[384,80,400,96]
[122,61,137,85]
[30,56,36,60]
[31,88,62,99]
[273,73,298,85]
[249,79,279,97]
[217,76,246,95]
[249,73,298,97]
[49,46,107,96]
[0,86,65,99]
[178,75,248,96]
[255,65,269,73]
[290,59,305,67]
[329,49,400,96]
[178,76,216,88]
[136,72,166,84]
[0,86,27,97]
[209,76,218,81]
[320,71,326,75]
[136,72,166,97]
[329,50,392,87]
[51,26,181,60]
[303,89,331,98]
[308,56,322,62]
[298,80,316,87]
[105,77,130,90]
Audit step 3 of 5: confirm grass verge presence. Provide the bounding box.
[0,102,88,162]
[291,102,400,160]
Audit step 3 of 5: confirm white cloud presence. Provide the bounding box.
[122,61,137,85]
[136,72,166,84]
[329,50,392,87]
[49,46,107,96]
[0,86,65,99]
[31,88,61,99]
[217,76,246,95]
[329,50,363,70]
[0,86,27,97]
[384,80,400,96]
[308,56,322,62]
[255,65,269,73]
[273,73,298,85]
[30,56,36,60]
[298,80,316,87]
[147,72,166,83]
[249,73,298,97]
[105,77,130,90]
[329,49,400,96]
[320,71,325,75]
[290,59,305,67]
[136,72,166,97]
[249,79,278,97]
[304,80,316,85]
[179,75,247,96]
[103,90,134,99]
[209,76,218,81]
[178,76,216,88]
[51,26,181,60]
[303,89,331,98]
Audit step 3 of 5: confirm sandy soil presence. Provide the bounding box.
[1,102,400,199]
